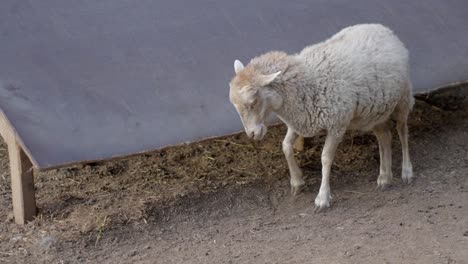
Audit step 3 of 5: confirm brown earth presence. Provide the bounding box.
[0,85,467,264]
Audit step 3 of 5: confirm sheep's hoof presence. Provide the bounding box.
[314,191,331,212]
[291,183,305,196]
[401,168,413,184]
[376,174,392,191]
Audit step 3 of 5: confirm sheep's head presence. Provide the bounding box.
[229,59,282,140]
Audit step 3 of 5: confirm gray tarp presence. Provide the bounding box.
[1,0,467,169]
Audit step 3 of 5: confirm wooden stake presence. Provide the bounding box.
[0,112,36,224]
[294,136,305,152]
[8,141,36,224]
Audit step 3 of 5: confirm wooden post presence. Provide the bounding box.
[8,141,36,224]
[294,136,305,152]
[0,112,37,224]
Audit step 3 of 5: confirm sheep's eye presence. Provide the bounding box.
[247,98,258,110]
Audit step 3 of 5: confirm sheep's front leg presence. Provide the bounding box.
[282,128,305,196]
[315,133,343,210]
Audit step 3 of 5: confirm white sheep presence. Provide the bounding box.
[229,24,414,210]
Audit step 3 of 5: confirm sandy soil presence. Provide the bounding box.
[0,86,467,264]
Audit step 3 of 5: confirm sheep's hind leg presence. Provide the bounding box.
[315,132,343,211]
[282,128,305,196]
[393,95,414,184]
[373,122,393,190]
[397,118,413,184]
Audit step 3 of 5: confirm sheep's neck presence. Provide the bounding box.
[271,80,322,137]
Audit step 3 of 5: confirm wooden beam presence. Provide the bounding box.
[0,111,37,224]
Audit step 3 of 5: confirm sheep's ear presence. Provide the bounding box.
[234,60,244,74]
[259,71,281,86]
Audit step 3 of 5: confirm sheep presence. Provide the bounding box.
[229,24,414,210]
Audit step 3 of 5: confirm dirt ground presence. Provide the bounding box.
[0,85,467,264]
